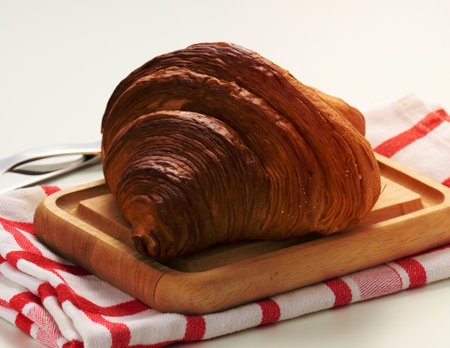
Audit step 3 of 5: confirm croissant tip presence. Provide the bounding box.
[132,230,164,257]
[132,234,150,256]
[130,210,176,258]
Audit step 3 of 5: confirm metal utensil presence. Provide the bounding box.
[0,141,101,194]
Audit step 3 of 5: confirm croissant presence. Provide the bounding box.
[101,42,381,259]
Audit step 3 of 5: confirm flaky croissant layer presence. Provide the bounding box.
[101,42,381,259]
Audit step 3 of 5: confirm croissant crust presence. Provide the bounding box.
[101,42,381,259]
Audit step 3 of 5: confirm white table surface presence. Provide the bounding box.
[1,1,450,347]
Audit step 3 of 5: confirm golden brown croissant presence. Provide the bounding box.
[101,42,381,259]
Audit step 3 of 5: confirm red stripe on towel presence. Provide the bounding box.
[15,313,33,335]
[374,109,449,157]
[41,185,61,196]
[257,298,281,324]
[184,315,206,342]
[395,258,427,288]
[9,291,40,312]
[442,177,450,188]
[324,278,352,307]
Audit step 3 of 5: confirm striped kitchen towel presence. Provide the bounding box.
[0,94,449,347]
[364,94,450,185]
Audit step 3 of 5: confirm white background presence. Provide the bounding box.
[1,0,450,347]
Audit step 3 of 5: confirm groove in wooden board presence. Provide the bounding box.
[363,176,423,224]
[34,154,450,314]
[77,192,133,249]
[377,159,445,206]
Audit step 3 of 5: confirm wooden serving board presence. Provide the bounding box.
[34,154,450,314]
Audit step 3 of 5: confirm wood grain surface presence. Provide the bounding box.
[34,154,450,314]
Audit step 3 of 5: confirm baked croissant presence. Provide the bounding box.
[101,42,381,259]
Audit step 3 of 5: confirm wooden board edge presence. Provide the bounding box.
[33,190,168,309]
[153,202,450,314]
